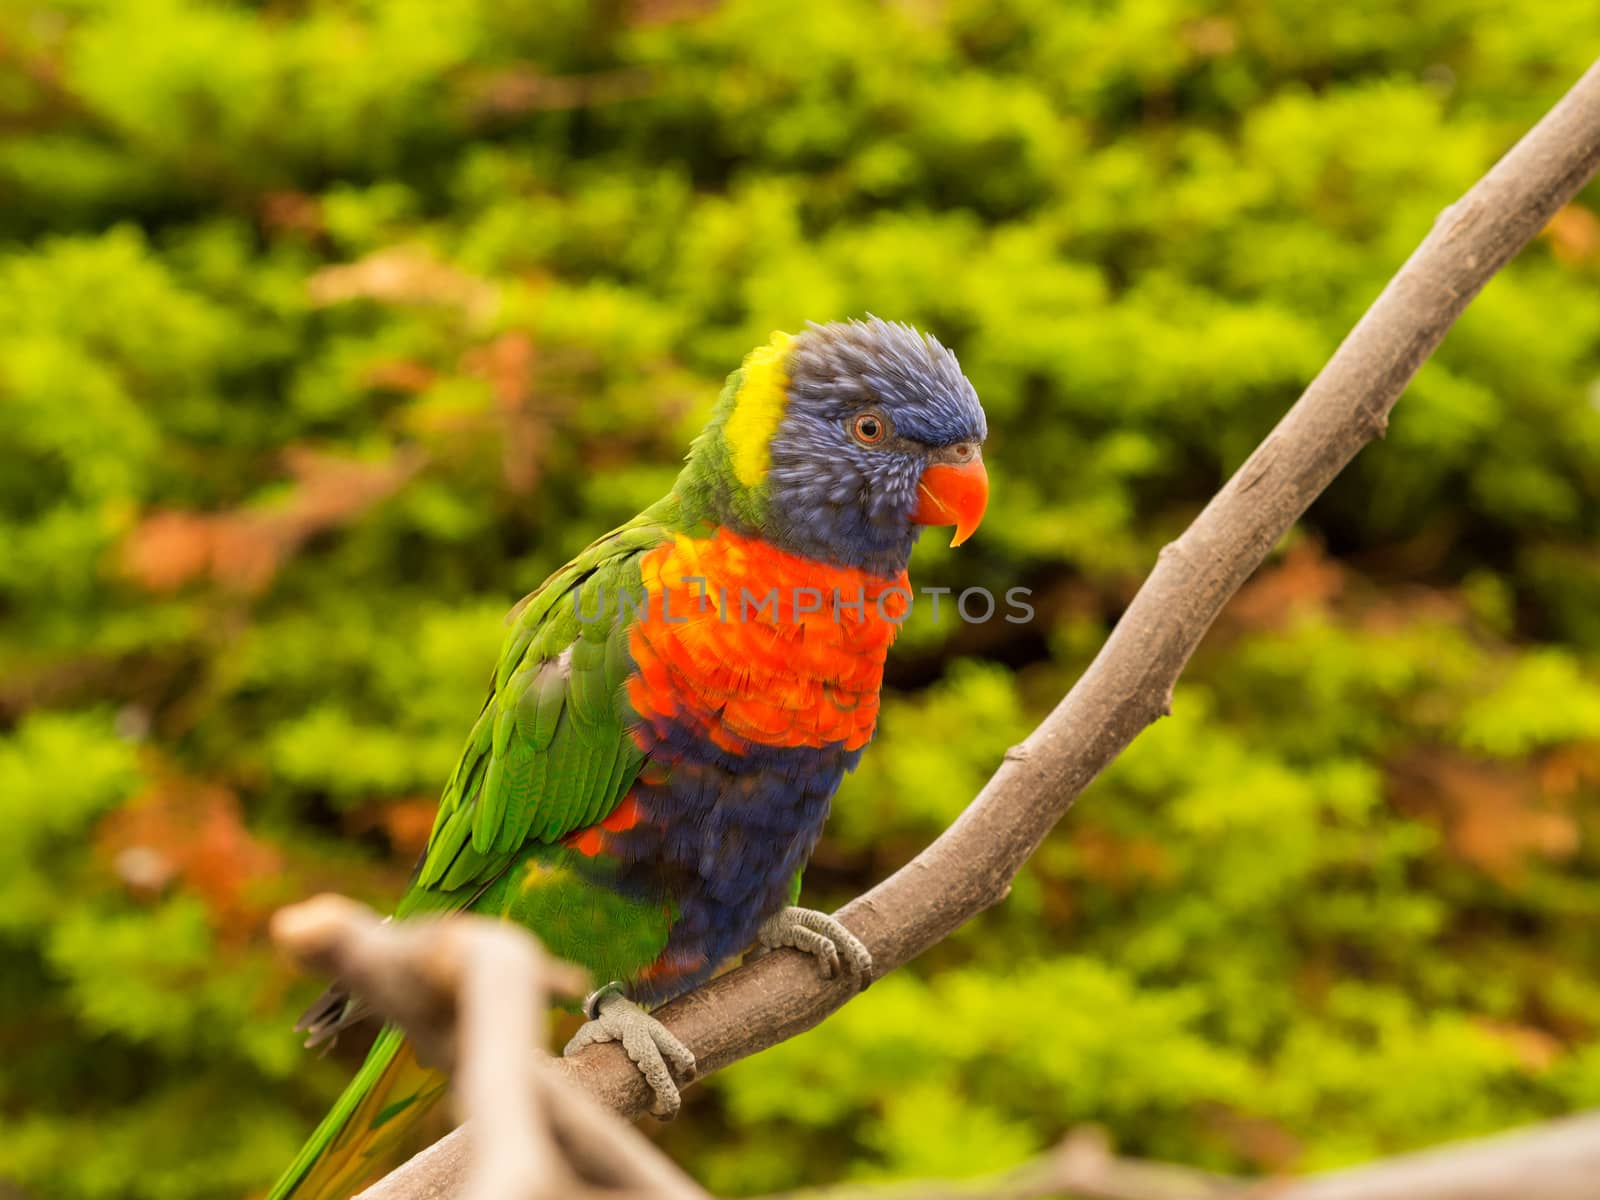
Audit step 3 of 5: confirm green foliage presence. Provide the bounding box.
[703,959,1256,1191]
[3,1,1600,1197]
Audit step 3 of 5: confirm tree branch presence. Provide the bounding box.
[271,896,707,1200]
[1259,1111,1600,1200]
[358,57,1600,1199]
[766,1117,1600,1200]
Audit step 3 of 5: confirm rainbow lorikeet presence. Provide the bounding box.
[268,318,989,1200]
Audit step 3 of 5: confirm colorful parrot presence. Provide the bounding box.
[267,317,989,1200]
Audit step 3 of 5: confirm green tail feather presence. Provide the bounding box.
[267,1025,449,1200]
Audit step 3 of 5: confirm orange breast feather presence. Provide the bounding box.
[626,530,908,754]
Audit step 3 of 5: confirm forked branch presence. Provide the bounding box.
[271,896,706,1200]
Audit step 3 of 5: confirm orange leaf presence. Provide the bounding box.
[119,512,219,592]
[1227,538,1343,630]
[118,448,423,594]
[1544,204,1600,265]
[1389,750,1579,880]
[99,772,283,941]
[463,331,544,495]
[346,797,440,860]
[307,246,496,321]
[361,359,438,394]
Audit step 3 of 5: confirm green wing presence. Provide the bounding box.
[396,511,668,918]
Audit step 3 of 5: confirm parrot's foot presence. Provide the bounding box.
[758,907,873,985]
[563,982,696,1119]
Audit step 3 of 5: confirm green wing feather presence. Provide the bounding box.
[268,510,677,1200]
[396,510,668,918]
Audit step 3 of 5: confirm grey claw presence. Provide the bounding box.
[758,907,873,985]
[563,984,696,1118]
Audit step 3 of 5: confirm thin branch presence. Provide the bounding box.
[533,1069,719,1197]
[361,57,1600,1198]
[270,896,707,1200]
[1253,1111,1600,1200]
[777,1128,1241,1200]
[767,1117,1600,1200]
[454,923,569,1200]
[460,67,658,121]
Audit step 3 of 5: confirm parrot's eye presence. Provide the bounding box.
[851,413,887,445]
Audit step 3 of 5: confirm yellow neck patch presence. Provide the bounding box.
[724,330,793,488]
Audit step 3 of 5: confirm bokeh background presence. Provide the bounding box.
[4,1,1600,1197]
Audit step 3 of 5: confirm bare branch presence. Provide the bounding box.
[763,1117,1600,1200]
[779,1128,1240,1200]
[271,895,486,1072]
[1257,1111,1600,1200]
[360,57,1600,1198]
[455,924,570,1200]
[270,896,706,1200]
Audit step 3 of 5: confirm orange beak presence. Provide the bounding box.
[911,458,989,547]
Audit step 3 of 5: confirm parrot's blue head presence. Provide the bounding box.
[695,317,989,578]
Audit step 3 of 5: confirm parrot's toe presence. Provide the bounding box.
[562,982,696,1119]
[758,907,873,986]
